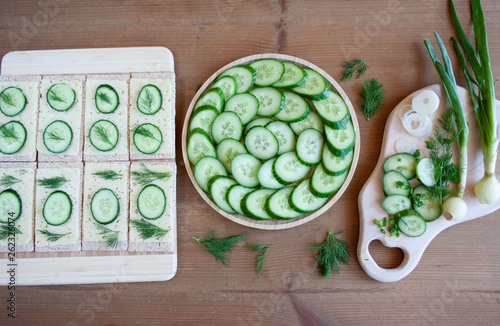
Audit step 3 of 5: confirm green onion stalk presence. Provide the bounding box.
[425,32,469,221]
[450,0,500,205]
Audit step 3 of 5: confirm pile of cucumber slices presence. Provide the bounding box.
[187,58,356,220]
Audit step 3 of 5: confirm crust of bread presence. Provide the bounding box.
[82,241,127,251]
[86,74,131,81]
[0,75,42,82]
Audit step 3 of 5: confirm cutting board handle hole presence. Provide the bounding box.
[368,240,404,269]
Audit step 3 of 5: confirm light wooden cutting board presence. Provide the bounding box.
[0,47,177,285]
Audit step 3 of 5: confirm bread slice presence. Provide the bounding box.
[128,161,176,252]
[0,75,41,162]
[84,74,130,162]
[34,161,83,252]
[82,161,129,251]
[37,75,85,162]
[0,162,37,252]
[129,72,175,160]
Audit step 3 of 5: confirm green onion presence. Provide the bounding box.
[450,0,500,205]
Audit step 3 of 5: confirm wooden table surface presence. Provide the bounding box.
[1,0,499,325]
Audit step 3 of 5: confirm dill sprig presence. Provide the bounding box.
[0,123,20,142]
[96,90,112,105]
[45,130,65,141]
[0,225,22,241]
[94,123,113,145]
[92,170,123,180]
[131,163,171,186]
[139,88,155,113]
[425,108,461,204]
[37,229,71,242]
[48,90,66,103]
[312,230,350,279]
[0,175,21,187]
[0,90,16,107]
[360,78,384,120]
[340,59,369,82]
[94,222,120,249]
[193,231,247,266]
[36,176,69,189]
[130,219,169,240]
[132,124,161,143]
[247,243,272,276]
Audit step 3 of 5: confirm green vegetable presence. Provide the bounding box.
[450,0,500,205]
[130,219,169,240]
[311,230,350,279]
[0,225,22,241]
[94,222,120,249]
[0,175,21,187]
[340,59,368,82]
[132,124,161,143]
[246,243,272,276]
[193,231,247,266]
[36,176,69,189]
[131,163,171,186]
[0,122,21,142]
[360,78,384,120]
[92,170,123,180]
[37,229,71,242]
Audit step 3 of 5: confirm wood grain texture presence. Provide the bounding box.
[1,0,500,325]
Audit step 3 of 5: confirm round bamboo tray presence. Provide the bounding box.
[181,53,360,230]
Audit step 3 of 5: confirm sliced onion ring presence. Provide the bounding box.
[412,89,440,115]
[398,104,413,120]
[395,137,418,154]
[401,110,432,139]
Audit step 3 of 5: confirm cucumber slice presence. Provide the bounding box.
[189,105,218,137]
[312,91,350,129]
[95,84,119,114]
[0,121,27,155]
[226,184,255,215]
[194,156,228,192]
[216,138,247,172]
[211,75,238,101]
[244,126,279,160]
[289,178,329,213]
[218,65,256,93]
[0,189,22,223]
[291,68,329,100]
[47,83,76,112]
[324,120,355,157]
[137,184,166,220]
[274,91,310,123]
[265,186,302,219]
[241,188,276,220]
[382,194,412,215]
[258,158,285,189]
[249,87,285,116]
[133,123,162,154]
[137,84,162,115]
[310,165,348,198]
[211,111,243,144]
[91,188,120,224]
[265,120,296,154]
[395,209,427,237]
[244,117,274,135]
[194,88,225,113]
[187,128,216,166]
[0,87,26,117]
[43,120,73,153]
[289,110,324,136]
[272,151,310,185]
[249,59,285,86]
[382,170,411,196]
[208,176,237,214]
[416,157,436,186]
[224,93,259,125]
[42,191,72,226]
[296,128,324,166]
[230,153,261,188]
[383,153,417,180]
[322,143,354,176]
[90,119,119,152]
[272,62,308,88]
[412,185,442,222]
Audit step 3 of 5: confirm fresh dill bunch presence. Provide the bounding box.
[132,124,161,143]
[94,124,113,145]
[0,175,21,187]
[247,243,272,276]
[360,78,384,120]
[193,231,247,266]
[131,163,171,186]
[94,222,120,249]
[0,123,20,141]
[0,225,22,241]
[425,108,461,204]
[96,90,112,104]
[48,90,66,103]
[36,176,69,189]
[139,88,155,113]
[130,219,169,240]
[0,90,16,107]
[37,229,71,242]
[340,59,368,82]
[311,230,350,279]
[92,170,123,180]
[45,129,65,141]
